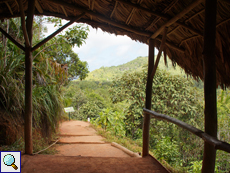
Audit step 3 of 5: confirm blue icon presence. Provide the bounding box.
[3,154,18,170]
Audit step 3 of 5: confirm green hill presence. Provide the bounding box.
[85,56,186,81]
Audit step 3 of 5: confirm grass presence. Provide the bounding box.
[90,124,182,173]
[91,124,142,154]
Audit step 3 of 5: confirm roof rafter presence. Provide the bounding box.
[110,1,118,18]
[14,0,19,12]
[168,8,205,36]
[179,35,200,46]
[39,9,184,53]
[35,0,43,13]
[47,0,151,36]
[115,0,169,19]
[91,0,95,10]
[61,5,68,17]
[145,0,179,31]
[5,2,13,15]
[125,0,143,25]
[151,27,168,79]
[155,37,184,53]
[116,0,203,37]
[18,0,30,47]
[149,0,203,39]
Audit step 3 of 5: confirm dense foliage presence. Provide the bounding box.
[64,57,230,172]
[0,17,89,150]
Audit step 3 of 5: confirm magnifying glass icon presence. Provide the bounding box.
[3,154,18,170]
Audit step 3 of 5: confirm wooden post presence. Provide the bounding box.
[202,0,217,172]
[24,46,33,154]
[142,39,154,157]
[150,27,167,79]
[24,0,35,155]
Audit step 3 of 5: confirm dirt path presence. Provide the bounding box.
[55,120,131,157]
[21,121,169,172]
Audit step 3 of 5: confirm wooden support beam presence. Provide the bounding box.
[32,13,85,52]
[142,39,155,157]
[155,37,184,53]
[179,35,200,47]
[221,0,230,5]
[126,8,136,25]
[5,2,13,15]
[126,0,143,25]
[151,27,168,79]
[149,0,203,39]
[38,9,184,53]
[89,0,95,20]
[91,0,95,10]
[145,0,178,31]
[18,0,30,47]
[35,0,43,13]
[14,0,19,12]
[0,27,25,50]
[185,8,205,23]
[115,0,168,19]
[24,0,35,155]
[38,10,183,54]
[110,1,118,18]
[116,0,202,36]
[47,0,151,37]
[202,0,218,172]
[167,8,204,37]
[216,17,230,27]
[61,5,68,17]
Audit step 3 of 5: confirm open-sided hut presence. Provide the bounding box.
[0,0,230,172]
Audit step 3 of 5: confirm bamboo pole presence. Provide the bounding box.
[110,1,118,18]
[125,0,143,25]
[149,0,203,39]
[150,27,167,79]
[37,11,184,53]
[142,39,154,157]
[202,0,217,172]
[24,0,35,155]
[5,2,13,15]
[18,0,30,47]
[116,0,203,36]
[35,0,43,14]
[46,0,151,37]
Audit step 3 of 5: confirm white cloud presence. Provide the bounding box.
[45,23,149,71]
[73,26,148,71]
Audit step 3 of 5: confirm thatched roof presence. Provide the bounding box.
[0,0,230,87]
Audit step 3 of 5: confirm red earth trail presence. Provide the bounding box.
[21,120,169,172]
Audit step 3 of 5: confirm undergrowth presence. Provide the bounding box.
[90,124,178,172]
[1,129,59,155]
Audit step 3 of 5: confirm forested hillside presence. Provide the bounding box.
[64,56,230,172]
[85,56,185,81]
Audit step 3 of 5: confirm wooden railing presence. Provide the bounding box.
[143,108,230,154]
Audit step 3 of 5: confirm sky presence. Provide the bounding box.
[45,23,149,72]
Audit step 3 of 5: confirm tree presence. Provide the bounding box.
[110,66,204,167]
[0,16,90,145]
[33,19,89,80]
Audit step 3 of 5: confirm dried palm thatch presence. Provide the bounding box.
[0,0,230,87]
